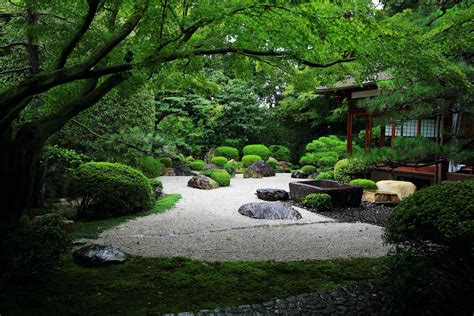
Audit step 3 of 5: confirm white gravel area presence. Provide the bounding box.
[97,174,389,261]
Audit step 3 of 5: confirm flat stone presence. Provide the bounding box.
[363,190,400,204]
[256,189,289,201]
[376,180,416,200]
[188,175,220,190]
[244,161,275,178]
[238,202,302,220]
[73,244,127,267]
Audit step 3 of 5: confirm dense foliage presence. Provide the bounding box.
[334,159,368,183]
[216,146,240,161]
[268,145,292,162]
[301,165,318,176]
[242,145,271,161]
[136,156,163,179]
[302,193,332,211]
[299,136,357,169]
[211,156,228,167]
[242,155,262,168]
[68,162,153,219]
[204,169,231,187]
[190,160,206,171]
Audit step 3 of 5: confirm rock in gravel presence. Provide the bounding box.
[244,160,275,178]
[256,189,289,201]
[187,175,220,190]
[73,244,127,267]
[238,202,301,220]
[291,171,307,178]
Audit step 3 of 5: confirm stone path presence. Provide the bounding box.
[97,174,388,261]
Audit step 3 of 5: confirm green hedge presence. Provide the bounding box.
[242,144,270,160]
[302,193,332,211]
[159,157,173,168]
[137,156,163,178]
[349,179,377,190]
[301,165,317,175]
[242,155,262,168]
[190,159,205,171]
[334,158,367,183]
[269,145,291,162]
[216,146,239,160]
[211,156,228,167]
[69,162,153,219]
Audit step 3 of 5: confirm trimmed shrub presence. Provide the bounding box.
[3,214,71,279]
[266,158,278,168]
[136,156,163,178]
[207,169,231,187]
[216,146,239,160]
[225,160,239,175]
[299,151,339,168]
[69,162,153,219]
[269,145,291,162]
[315,171,334,180]
[211,156,228,167]
[159,157,172,168]
[349,179,377,190]
[190,159,205,171]
[302,193,331,211]
[334,158,367,183]
[242,144,271,160]
[382,180,474,315]
[242,155,262,168]
[301,165,317,175]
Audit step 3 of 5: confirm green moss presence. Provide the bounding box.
[190,159,205,171]
[242,155,262,168]
[71,194,181,239]
[301,165,317,175]
[216,146,239,160]
[242,144,270,160]
[349,179,377,190]
[211,156,228,167]
[209,170,231,186]
[159,157,173,168]
[136,156,164,178]
[0,256,382,315]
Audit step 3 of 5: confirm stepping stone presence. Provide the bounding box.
[256,189,289,201]
[73,244,127,267]
[376,180,416,200]
[238,202,301,220]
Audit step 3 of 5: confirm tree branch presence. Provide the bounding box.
[0,66,32,75]
[0,41,29,49]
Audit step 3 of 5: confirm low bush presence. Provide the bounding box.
[136,156,163,178]
[211,156,228,167]
[190,159,205,171]
[382,180,474,315]
[266,158,278,168]
[69,162,153,219]
[149,178,163,199]
[242,144,270,160]
[225,160,240,175]
[301,165,317,175]
[334,158,367,183]
[206,169,231,187]
[299,151,339,169]
[315,171,334,180]
[269,145,291,162]
[242,155,262,168]
[159,157,173,168]
[302,193,332,211]
[216,146,239,160]
[3,214,71,279]
[349,179,377,190]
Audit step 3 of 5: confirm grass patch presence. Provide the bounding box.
[70,194,181,239]
[0,256,383,315]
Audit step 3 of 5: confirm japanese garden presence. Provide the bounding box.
[0,0,473,315]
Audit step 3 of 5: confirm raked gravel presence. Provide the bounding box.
[96,174,389,261]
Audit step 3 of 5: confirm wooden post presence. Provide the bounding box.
[391,122,396,147]
[347,111,353,154]
[416,119,421,136]
[365,114,373,152]
[379,125,385,147]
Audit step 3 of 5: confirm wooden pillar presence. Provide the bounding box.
[391,122,396,147]
[416,119,421,136]
[365,114,373,152]
[347,111,353,154]
[440,115,444,145]
[379,125,385,147]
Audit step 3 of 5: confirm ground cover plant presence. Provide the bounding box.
[0,256,382,315]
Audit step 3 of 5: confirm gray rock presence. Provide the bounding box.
[73,244,127,267]
[188,175,220,190]
[291,171,307,179]
[244,160,275,178]
[238,202,302,220]
[256,189,289,201]
[172,160,195,176]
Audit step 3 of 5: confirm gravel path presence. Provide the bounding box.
[97,174,388,261]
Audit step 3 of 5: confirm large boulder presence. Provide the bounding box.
[188,175,220,190]
[376,180,416,201]
[73,244,127,267]
[256,189,289,201]
[291,171,307,179]
[238,202,302,220]
[244,160,275,178]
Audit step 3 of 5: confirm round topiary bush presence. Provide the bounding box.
[334,158,367,183]
[302,165,317,175]
[242,155,262,168]
[266,158,278,168]
[315,171,334,180]
[69,162,153,219]
[208,169,231,187]
[136,156,164,178]
[159,157,173,168]
[349,179,377,190]
[269,145,291,162]
[302,193,332,211]
[216,146,239,160]
[190,159,205,171]
[242,144,271,160]
[211,156,228,167]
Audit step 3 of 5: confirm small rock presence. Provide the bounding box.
[291,171,307,178]
[188,175,220,190]
[73,244,127,267]
[238,202,302,220]
[256,189,289,201]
